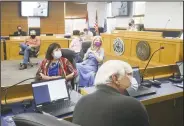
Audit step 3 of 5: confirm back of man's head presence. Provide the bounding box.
[94,60,132,85]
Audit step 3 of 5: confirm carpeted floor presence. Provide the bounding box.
[1,59,43,87]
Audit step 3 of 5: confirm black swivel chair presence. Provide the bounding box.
[13,113,80,126]
[19,46,40,67]
[79,41,92,61]
[61,48,78,91]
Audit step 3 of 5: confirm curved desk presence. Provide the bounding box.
[101,31,183,68]
[5,36,71,60]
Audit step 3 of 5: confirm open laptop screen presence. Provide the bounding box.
[32,79,69,105]
[176,61,183,76]
[132,67,141,85]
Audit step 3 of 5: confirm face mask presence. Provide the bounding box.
[18,29,22,32]
[129,77,139,91]
[53,50,62,59]
[94,41,101,47]
[31,35,36,39]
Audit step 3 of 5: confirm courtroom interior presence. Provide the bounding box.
[0,1,183,126]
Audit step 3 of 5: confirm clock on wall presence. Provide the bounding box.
[118,2,129,16]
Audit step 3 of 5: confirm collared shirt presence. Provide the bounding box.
[37,57,77,78]
[25,37,40,47]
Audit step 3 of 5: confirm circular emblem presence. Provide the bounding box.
[136,41,150,61]
[113,38,125,56]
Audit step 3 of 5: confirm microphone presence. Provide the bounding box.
[1,77,36,115]
[141,47,165,86]
[164,19,170,29]
[2,77,36,104]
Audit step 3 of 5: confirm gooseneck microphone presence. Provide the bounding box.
[2,77,36,104]
[141,46,165,82]
[1,77,36,115]
[164,19,170,29]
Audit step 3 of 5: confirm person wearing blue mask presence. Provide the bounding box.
[76,36,104,87]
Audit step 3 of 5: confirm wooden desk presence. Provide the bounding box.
[1,40,5,60]
[101,31,183,68]
[5,36,70,60]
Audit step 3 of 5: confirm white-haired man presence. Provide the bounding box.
[73,60,149,126]
[19,30,40,70]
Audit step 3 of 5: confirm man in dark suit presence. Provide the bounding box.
[72,60,150,126]
[13,26,27,36]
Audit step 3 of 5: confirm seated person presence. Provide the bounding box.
[13,25,27,36]
[80,32,85,41]
[83,28,93,41]
[19,30,40,70]
[36,43,77,82]
[76,36,104,87]
[127,19,138,31]
[73,60,150,126]
[69,30,83,63]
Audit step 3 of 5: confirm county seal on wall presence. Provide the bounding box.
[136,41,151,61]
[113,38,125,56]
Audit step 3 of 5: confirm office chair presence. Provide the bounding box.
[13,113,80,126]
[136,24,145,31]
[79,41,92,61]
[19,46,40,67]
[61,48,78,91]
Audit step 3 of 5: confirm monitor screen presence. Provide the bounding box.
[21,2,48,17]
[176,61,183,76]
[132,67,141,85]
[32,79,68,105]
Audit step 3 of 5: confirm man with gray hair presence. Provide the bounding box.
[73,60,149,126]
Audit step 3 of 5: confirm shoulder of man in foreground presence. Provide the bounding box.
[113,95,150,126]
[74,91,150,126]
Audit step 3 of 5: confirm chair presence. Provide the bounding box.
[61,48,78,91]
[19,46,40,67]
[136,24,145,31]
[79,41,92,61]
[13,113,80,126]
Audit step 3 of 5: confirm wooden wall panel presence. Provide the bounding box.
[101,32,183,68]
[1,2,28,36]
[65,2,87,18]
[40,2,65,34]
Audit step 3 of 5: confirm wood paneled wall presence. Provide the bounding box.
[65,2,87,19]
[1,2,28,36]
[1,1,65,36]
[40,2,65,34]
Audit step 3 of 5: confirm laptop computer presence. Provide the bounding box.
[127,67,156,97]
[32,78,76,117]
[173,61,183,88]
[176,61,183,77]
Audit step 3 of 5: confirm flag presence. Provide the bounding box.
[104,18,107,32]
[94,10,99,35]
[85,11,90,30]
